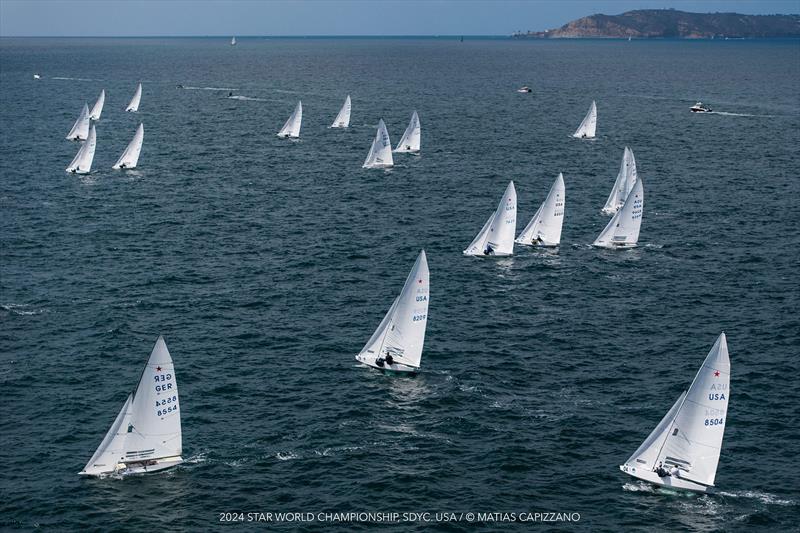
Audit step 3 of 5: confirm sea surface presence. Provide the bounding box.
[1,37,799,531]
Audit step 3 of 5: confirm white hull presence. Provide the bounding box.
[355,355,418,374]
[463,251,513,257]
[620,464,710,493]
[80,456,183,477]
[515,239,558,248]
[592,242,638,250]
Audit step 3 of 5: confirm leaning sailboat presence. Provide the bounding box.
[126,83,142,112]
[330,95,351,128]
[463,181,517,256]
[65,123,96,174]
[393,110,420,153]
[515,173,565,247]
[66,103,90,141]
[355,250,429,374]
[112,123,144,169]
[79,336,183,476]
[620,333,730,493]
[89,89,105,121]
[572,100,597,139]
[592,178,643,249]
[602,147,638,215]
[231,36,237,46]
[277,101,302,138]
[362,119,393,168]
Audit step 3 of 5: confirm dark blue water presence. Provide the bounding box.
[1,37,799,531]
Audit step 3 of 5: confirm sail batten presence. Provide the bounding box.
[330,95,351,128]
[394,110,420,153]
[516,173,565,246]
[126,83,142,112]
[463,181,517,256]
[277,101,302,138]
[573,100,597,139]
[363,119,393,168]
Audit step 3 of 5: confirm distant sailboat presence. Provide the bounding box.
[33,74,41,79]
[277,101,302,138]
[112,123,144,169]
[362,119,393,168]
[602,147,638,215]
[66,103,91,141]
[65,123,96,174]
[620,333,730,493]
[330,95,351,128]
[572,100,597,139]
[126,83,142,112]
[355,250,429,374]
[463,181,517,256]
[231,36,237,46]
[515,173,565,247]
[393,110,420,153]
[79,336,183,476]
[592,177,643,249]
[89,89,105,120]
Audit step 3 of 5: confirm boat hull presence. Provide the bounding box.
[355,355,419,375]
[592,242,638,249]
[619,464,710,493]
[514,239,558,247]
[79,456,183,477]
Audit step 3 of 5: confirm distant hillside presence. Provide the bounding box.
[513,9,800,39]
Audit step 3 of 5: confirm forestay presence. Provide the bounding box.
[463,181,517,256]
[516,173,565,247]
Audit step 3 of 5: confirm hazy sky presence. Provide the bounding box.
[1,0,797,37]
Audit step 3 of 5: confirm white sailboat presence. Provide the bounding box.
[572,100,597,139]
[355,250,429,374]
[620,333,730,493]
[592,178,643,249]
[65,123,96,174]
[66,103,90,141]
[393,110,420,153]
[231,36,237,46]
[330,95,351,128]
[463,181,517,256]
[89,89,105,120]
[277,101,302,138]
[362,119,393,168]
[112,123,144,169]
[602,147,638,215]
[515,173,565,247]
[79,336,183,476]
[125,83,142,112]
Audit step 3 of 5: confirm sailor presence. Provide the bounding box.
[385,354,394,366]
[484,244,494,256]
[534,236,544,245]
[228,92,233,97]
[655,462,669,478]
[669,465,680,478]
[375,357,385,367]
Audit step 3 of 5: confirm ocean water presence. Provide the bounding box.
[1,37,798,531]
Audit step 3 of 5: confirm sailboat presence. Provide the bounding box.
[65,123,96,174]
[362,119,393,168]
[231,36,237,46]
[393,110,420,153]
[330,95,351,128]
[66,103,90,141]
[126,83,142,113]
[355,250,429,375]
[572,100,597,139]
[277,101,302,138]
[602,147,638,215]
[620,333,730,493]
[79,336,183,476]
[112,123,144,169]
[592,178,643,249]
[515,173,565,247]
[89,89,105,121]
[463,181,517,256]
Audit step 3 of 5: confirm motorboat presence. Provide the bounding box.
[517,86,532,93]
[691,102,712,113]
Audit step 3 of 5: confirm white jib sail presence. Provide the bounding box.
[330,95,351,128]
[593,177,643,248]
[231,36,236,45]
[394,110,420,153]
[626,333,730,487]
[66,103,90,140]
[602,147,638,215]
[362,119,393,168]
[80,336,183,476]
[463,181,517,256]
[89,89,105,120]
[573,100,597,138]
[113,123,144,169]
[277,101,302,138]
[126,83,142,112]
[66,123,96,174]
[357,250,429,368]
[516,173,565,246]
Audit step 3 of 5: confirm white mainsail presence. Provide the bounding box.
[126,83,142,112]
[80,336,183,476]
[330,95,351,128]
[66,123,96,174]
[362,119,393,168]
[393,110,420,153]
[621,333,730,490]
[277,101,302,138]
[463,181,517,256]
[572,100,597,139]
[66,103,90,141]
[602,147,638,215]
[356,250,429,370]
[515,173,565,247]
[231,36,237,46]
[593,177,643,248]
[112,123,144,169]
[89,89,105,120]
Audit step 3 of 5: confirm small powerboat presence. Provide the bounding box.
[690,102,712,113]
[33,74,41,79]
[517,86,532,93]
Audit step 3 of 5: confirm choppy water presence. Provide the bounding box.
[1,37,799,531]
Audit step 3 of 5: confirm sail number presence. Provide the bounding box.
[156,396,179,417]
[412,314,427,322]
[704,418,724,426]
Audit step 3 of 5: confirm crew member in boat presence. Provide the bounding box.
[655,462,669,477]
[484,244,495,256]
[669,465,680,478]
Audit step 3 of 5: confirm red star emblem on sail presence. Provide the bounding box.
[714,370,720,377]
[156,366,162,372]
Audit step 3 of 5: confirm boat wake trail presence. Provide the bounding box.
[227,95,268,101]
[1,303,46,316]
[182,86,237,91]
[709,111,773,118]
[52,77,99,82]
[717,490,796,506]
